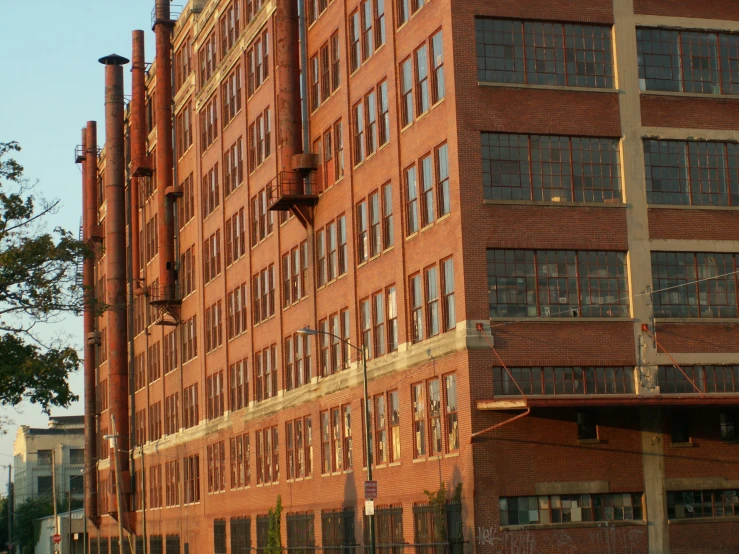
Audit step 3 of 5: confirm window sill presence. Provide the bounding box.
[501,520,646,532]
[484,199,625,209]
[578,438,603,445]
[648,204,739,212]
[654,317,739,324]
[640,90,739,102]
[479,81,620,95]
[669,515,739,525]
[670,442,695,448]
[489,317,633,323]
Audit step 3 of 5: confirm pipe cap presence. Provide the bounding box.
[98,54,130,66]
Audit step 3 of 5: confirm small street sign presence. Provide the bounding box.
[364,480,378,500]
[365,499,375,516]
[53,534,62,544]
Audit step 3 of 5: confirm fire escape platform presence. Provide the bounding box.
[478,394,739,410]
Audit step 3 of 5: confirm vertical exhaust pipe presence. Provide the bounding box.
[275,0,302,181]
[130,31,148,286]
[154,0,176,300]
[99,53,131,516]
[82,121,100,526]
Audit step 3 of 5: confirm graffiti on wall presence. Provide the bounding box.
[476,525,644,554]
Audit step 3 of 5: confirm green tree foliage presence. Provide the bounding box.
[12,497,53,554]
[0,491,10,551]
[0,141,88,412]
[267,495,282,554]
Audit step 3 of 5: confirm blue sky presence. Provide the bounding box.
[0,0,160,495]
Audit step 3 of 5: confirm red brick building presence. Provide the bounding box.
[80,0,739,553]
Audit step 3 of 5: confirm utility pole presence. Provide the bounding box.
[140,446,147,554]
[67,492,72,554]
[52,451,58,535]
[109,415,125,554]
[6,464,11,554]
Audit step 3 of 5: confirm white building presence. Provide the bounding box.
[35,509,85,554]
[13,416,85,505]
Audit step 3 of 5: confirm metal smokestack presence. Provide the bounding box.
[82,121,100,525]
[98,53,131,516]
[154,0,176,300]
[130,31,148,285]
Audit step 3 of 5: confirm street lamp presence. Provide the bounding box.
[296,327,376,554]
[103,421,125,554]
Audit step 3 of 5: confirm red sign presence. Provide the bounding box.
[364,480,378,500]
[53,534,62,544]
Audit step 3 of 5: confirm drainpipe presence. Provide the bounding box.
[297,0,310,155]
[82,121,100,526]
[99,52,131,518]
[154,0,176,300]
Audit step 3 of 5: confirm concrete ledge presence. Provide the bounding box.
[535,480,610,496]
[666,477,739,491]
[501,520,646,532]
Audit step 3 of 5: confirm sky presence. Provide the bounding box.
[0,0,161,496]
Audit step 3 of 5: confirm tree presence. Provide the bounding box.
[12,496,53,554]
[0,141,88,412]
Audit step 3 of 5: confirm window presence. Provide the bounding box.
[204,301,224,353]
[320,405,352,473]
[405,165,418,234]
[361,0,374,62]
[441,258,455,331]
[252,264,276,324]
[327,221,338,281]
[178,173,195,229]
[207,441,226,493]
[223,138,244,197]
[254,345,278,402]
[135,354,146,392]
[287,512,315,554]
[670,411,691,444]
[165,460,180,507]
[378,81,389,146]
[577,411,598,440]
[436,144,450,216]
[310,54,321,112]
[175,37,192,91]
[370,390,400,466]
[637,28,739,95]
[424,266,439,337]
[430,31,444,104]
[644,139,739,207]
[249,108,272,171]
[322,509,355,554]
[231,518,251,554]
[183,316,198,364]
[365,90,377,156]
[375,0,385,48]
[350,11,361,72]
[222,66,242,126]
[164,330,178,374]
[206,371,225,420]
[149,465,163,509]
[353,101,365,165]
[282,240,308,306]
[199,31,218,86]
[500,493,643,525]
[658,365,739,394]
[148,342,161,383]
[70,448,84,465]
[331,33,341,91]
[227,283,248,339]
[357,200,368,263]
[144,214,159,262]
[251,188,274,244]
[230,433,250,488]
[285,333,312,391]
[165,392,179,435]
[135,409,147,446]
[37,475,53,497]
[214,519,227,554]
[415,45,429,116]
[412,375,458,457]
[221,0,241,56]
[183,454,200,504]
[256,425,279,484]
[183,383,199,429]
[229,358,248,411]
[487,249,629,318]
[410,274,423,342]
[366,506,403,554]
[200,95,219,152]
[720,412,736,441]
[400,58,413,127]
[247,30,270,96]
[413,501,463,554]
[286,416,313,479]
[257,516,269,554]
[420,154,434,226]
[652,252,739,318]
[482,133,621,202]
[335,120,345,181]
[476,19,614,88]
[495,366,636,396]
[668,490,739,520]
[398,0,410,26]
[318,309,350,376]
[148,402,162,441]
[176,102,193,156]
[203,230,222,284]
[317,215,347,286]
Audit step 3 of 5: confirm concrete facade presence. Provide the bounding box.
[13,417,85,505]
[86,0,739,553]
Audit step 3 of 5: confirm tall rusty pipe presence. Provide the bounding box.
[130,31,146,285]
[275,0,303,178]
[99,53,131,513]
[154,0,176,298]
[82,121,99,524]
